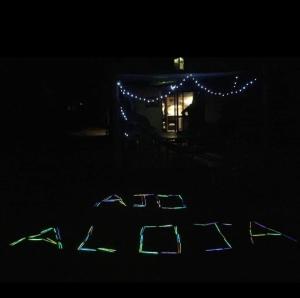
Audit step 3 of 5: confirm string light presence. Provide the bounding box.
[77,226,117,253]
[117,74,257,102]
[193,222,232,252]
[120,106,128,121]
[10,227,63,250]
[233,76,239,89]
[249,221,298,245]
[139,225,181,255]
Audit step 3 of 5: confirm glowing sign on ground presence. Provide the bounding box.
[77,225,117,253]
[9,227,63,250]
[249,221,298,244]
[94,194,127,207]
[193,222,232,252]
[139,225,182,255]
[133,194,156,208]
[132,194,187,209]
[157,194,187,210]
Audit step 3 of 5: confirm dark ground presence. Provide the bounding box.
[2,135,300,282]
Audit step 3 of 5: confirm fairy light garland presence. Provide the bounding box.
[194,222,232,252]
[120,105,129,137]
[233,75,239,89]
[139,225,182,255]
[9,227,63,250]
[117,74,257,103]
[120,106,128,121]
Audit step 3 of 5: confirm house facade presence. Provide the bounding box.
[112,58,262,170]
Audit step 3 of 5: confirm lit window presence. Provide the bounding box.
[183,93,193,108]
[162,102,165,114]
[174,57,184,70]
[164,93,193,117]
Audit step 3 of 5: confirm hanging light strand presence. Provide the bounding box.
[120,106,128,121]
[117,74,257,102]
[233,75,239,89]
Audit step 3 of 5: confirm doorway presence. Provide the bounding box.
[162,92,193,133]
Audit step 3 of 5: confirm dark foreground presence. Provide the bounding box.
[2,135,300,282]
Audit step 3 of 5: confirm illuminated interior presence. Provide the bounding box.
[162,92,193,132]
